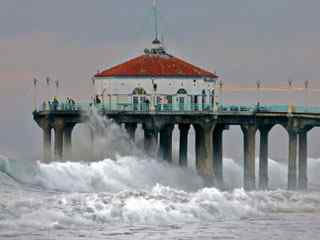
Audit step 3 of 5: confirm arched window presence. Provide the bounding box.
[177,88,188,95]
[132,87,147,95]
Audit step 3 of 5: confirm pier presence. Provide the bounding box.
[32,19,320,191]
[33,102,320,191]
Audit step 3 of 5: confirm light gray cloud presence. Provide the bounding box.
[1,0,320,159]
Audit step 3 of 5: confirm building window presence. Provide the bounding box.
[132,87,147,95]
[177,88,188,95]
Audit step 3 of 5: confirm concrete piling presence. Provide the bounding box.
[213,125,225,188]
[42,125,52,163]
[194,123,216,184]
[241,124,257,191]
[159,124,174,162]
[258,125,272,190]
[125,123,137,141]
[298,131,308,190]
[143,125,158,157]
[288,131,298,190]
[179,124,190,167]
[54,124,64,160]
[63,124,75,160]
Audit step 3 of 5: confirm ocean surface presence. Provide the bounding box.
[1,116,320,240]
[1,154,320,240]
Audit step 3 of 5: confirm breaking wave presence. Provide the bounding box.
[1,153,320,193]
[1,154,320,228]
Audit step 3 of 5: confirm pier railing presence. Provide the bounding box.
[36,101,320,114]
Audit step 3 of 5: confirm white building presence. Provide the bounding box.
[93,40,219,112]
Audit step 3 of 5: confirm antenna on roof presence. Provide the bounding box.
[161,34,166,50]
[152,0,161,45]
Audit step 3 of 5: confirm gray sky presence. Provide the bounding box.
[1,0,320,159]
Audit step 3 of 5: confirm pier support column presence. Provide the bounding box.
[213,125,226,188]
[258,125,273,190]
[125,123,137,141]
[42,124,52,163]
[89,126,95,160]
[194,123,216,184]
[159,125,174,162]
[298,131,308,190]
[288,130,298,190]
[53,120,65,160]
[63,124,75,160]
[241,124,257,191]
[143,125,158,157]
[179,124,190,167]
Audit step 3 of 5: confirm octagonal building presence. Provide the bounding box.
[93,40,219,112]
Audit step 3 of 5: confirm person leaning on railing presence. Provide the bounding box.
[52,97,59,111]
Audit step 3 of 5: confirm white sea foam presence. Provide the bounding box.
[1,154,320,228]
[1,153,320,193]
[0,110,320,228]
[1,183,320,228]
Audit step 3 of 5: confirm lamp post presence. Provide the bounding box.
[219,79,224,111]
[33,78,38,111]
[91,77,96,103]
[304,80,310,111]
[256,80,262,108]
[288,79,293,113]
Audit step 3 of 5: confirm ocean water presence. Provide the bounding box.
[0,114,320,239]
[1,155,320,240]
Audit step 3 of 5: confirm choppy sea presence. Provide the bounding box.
[1,114,320,239]
[0,154,320,240]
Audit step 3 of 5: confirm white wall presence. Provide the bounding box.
[95,77,217,96]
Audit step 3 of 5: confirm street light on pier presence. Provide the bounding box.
[33,78,38,111]
[219,79,224,110]
[304,80,310,110]
[91,77,96,103]
[288,78,293,113]
[256,80,262,107]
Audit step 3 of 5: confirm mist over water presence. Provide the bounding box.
[1,112,320,239]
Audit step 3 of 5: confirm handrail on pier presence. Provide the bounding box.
[34,101,320,114]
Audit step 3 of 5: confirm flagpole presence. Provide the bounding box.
[153,0,159,41]
[33,78,38,111]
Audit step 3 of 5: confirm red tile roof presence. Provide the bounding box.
[95,53,218,79]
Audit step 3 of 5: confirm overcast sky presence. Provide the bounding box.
[1,0,320,159]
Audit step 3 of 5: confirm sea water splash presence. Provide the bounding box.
[1,154,320,231]
[2,153,319,193]
[1,112,320,231]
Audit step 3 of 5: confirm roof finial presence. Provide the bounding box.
[152,0,161,45]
